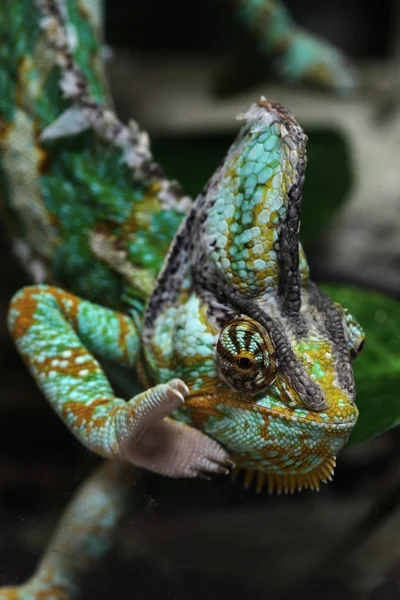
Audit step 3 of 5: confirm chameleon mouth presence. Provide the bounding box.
[186,392,358,431]
[231,455,336,494]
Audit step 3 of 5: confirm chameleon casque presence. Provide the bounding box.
[0,0,364,597]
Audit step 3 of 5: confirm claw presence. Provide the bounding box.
[225,458,236,469]
[244,469,255,490]
[197,473,212,481]
[215,466,231,476]
[167,378,190,399]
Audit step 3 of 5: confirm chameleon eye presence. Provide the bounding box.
[335,303,365,359]
[216,317,277,395]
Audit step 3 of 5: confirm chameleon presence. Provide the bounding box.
[0,0,364,598]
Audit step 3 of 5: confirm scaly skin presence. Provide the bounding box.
[0,1,363,598]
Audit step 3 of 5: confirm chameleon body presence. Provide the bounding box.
[0,1,364,598]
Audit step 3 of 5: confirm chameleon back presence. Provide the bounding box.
[0,0,187,311]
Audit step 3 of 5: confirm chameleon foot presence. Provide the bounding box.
[117,379,235,478]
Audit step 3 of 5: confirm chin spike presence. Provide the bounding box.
[244,469,255,490]
[232,455,336,495]
[267,471,275,494]
[231,466,241,482]
[256,470,266,494]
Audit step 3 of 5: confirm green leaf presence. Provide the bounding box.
[301,128,351,243]
[152,133,233,197]
[322,284,400,446]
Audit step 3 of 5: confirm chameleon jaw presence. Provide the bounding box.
[231,454,336,495]
[182,391,356,493]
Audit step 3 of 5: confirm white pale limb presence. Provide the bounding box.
[116,379,235,477]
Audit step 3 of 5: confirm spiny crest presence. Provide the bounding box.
[216,317,276,395]
[237,96,307,146]
[232,455,336,494]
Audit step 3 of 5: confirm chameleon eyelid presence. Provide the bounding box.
[216,317,277,395]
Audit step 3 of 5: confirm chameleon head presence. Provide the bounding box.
[179,292,364,493]
[217,305,363,490]
[144,98,365,493]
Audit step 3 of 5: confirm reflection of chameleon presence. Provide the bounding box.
[0,1,363,598]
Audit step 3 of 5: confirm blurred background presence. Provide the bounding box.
[1,1,400,598]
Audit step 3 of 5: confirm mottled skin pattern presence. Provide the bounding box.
[0,1,363,598]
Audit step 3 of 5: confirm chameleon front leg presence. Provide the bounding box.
[0,460,134,600]
[8,285,233,478]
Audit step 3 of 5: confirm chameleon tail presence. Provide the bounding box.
[0,461,134,600]
[234,0,357,91]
